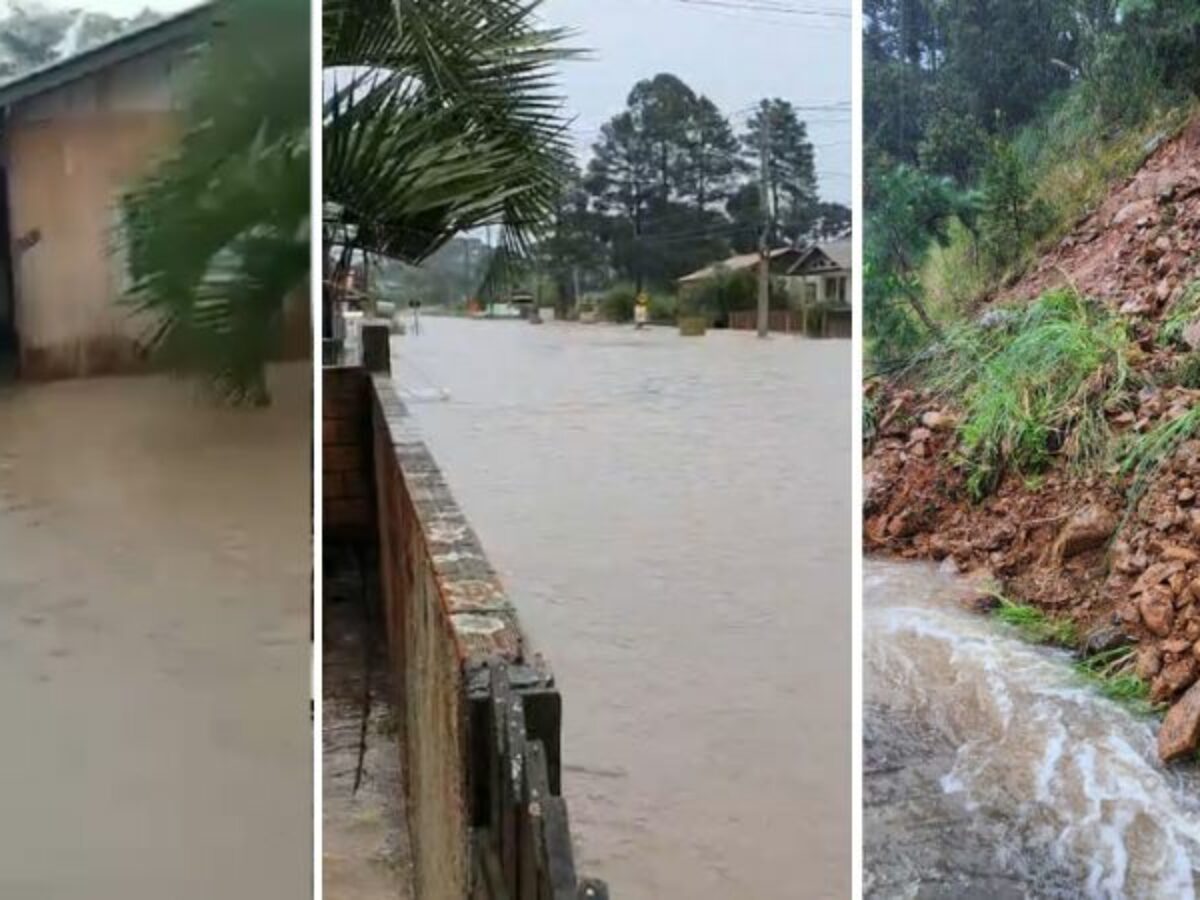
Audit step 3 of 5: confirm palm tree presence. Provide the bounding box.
[121,0,571,403]
[121,0,309,405]
[323,0,575,310]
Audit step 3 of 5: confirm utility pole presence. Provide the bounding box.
[757,109,771,339]
[572,266,581,316]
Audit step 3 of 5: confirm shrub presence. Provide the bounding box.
[979,141,1054,274]
[647,292,677,324]
[599,284,636,322]
[683,267,791,325]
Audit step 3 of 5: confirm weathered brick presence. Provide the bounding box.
[324,444,363,472]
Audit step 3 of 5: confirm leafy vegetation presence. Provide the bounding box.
[1075,646,1163,716]
[992,597,1079,646]
[865,0,1200,361]
[324,0,574,272]
[1118,404,1200,519]
[924,291,1133,498]
[122,0,308,404]
[679,266,790,325]
[547,81,848,306]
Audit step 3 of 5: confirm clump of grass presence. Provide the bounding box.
[1158,281,1200,348]
[1162,353,1200,389]
[926,290,1133,498]
[1074,645,1163,717]
[1118,404,1200,524]
[993,597,1079,646]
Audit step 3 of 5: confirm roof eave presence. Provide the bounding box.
[0,3,216,110]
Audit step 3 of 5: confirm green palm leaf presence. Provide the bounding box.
[323,0,576,270]
[121,0,310,404]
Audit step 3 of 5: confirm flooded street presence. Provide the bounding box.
[0,365,311,898]
[392,317,850,898]
[865,558,1200,899]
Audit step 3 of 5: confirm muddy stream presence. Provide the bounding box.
[0,365,311,898]
[865,557,1200,899]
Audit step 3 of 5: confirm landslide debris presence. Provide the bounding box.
[866,117,1200,764]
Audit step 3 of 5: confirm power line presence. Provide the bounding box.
[629,0,850,30]
[671,0,849,19]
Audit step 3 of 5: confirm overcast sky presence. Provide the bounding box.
[30,0,196,16]
[540,0,851,203]
[49,0,850,202]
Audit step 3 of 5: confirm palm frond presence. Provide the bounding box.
[121,0,310,404]
[323,0,576,268]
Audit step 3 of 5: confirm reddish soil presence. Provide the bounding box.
[867,117,1200,761]
[1005,116,1200,317]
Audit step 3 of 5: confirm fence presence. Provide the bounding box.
[727,307,852,337]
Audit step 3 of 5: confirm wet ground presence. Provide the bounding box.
[0,364,311,898]
[322,545,414,899]
[865,558,1200,899]
[391,317,851,898]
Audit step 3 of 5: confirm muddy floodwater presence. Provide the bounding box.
[0,365,311,899]
[392,317,850,898]
[865,558,1200,899]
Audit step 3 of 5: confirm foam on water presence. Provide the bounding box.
[867,559,1200,897]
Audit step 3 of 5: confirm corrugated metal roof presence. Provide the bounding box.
[0,3,215,110]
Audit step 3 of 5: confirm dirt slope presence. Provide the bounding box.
[1006,116,1200,317]
[866,117,1200,762]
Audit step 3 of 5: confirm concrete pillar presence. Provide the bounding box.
[361,321,391,374]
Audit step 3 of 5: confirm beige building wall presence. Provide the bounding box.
[10,113,178,376]
[7,48,183,378]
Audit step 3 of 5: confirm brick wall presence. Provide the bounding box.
[323,366,373,538]
[369,373,525,898]
[322,361,597,895]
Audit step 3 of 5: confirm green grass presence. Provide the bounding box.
[992,597,1079,646]
[921,93,1197,314]
[1074,646,1164,717]
[925,290,1134,498]
[1117,404,1200,525]
[1159,281,1200,348]
[1161,352,1200,389]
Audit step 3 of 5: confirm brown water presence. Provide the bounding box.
[865,558,1200,899]
[392,317,851,898]
[0,365,311,899]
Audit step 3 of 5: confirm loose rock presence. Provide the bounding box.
[1159,680,1200,762]
[1140,586,1176,637]
[1052,505,1116,560]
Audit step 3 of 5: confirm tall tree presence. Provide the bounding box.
[586,111,656,289]
[742,99,819,244]
[625,73,698,202]
[680,95,743,213]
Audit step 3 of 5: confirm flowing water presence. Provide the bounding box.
[392,317,851,899]
[0,365,311,899]
[865,558,1200,899]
